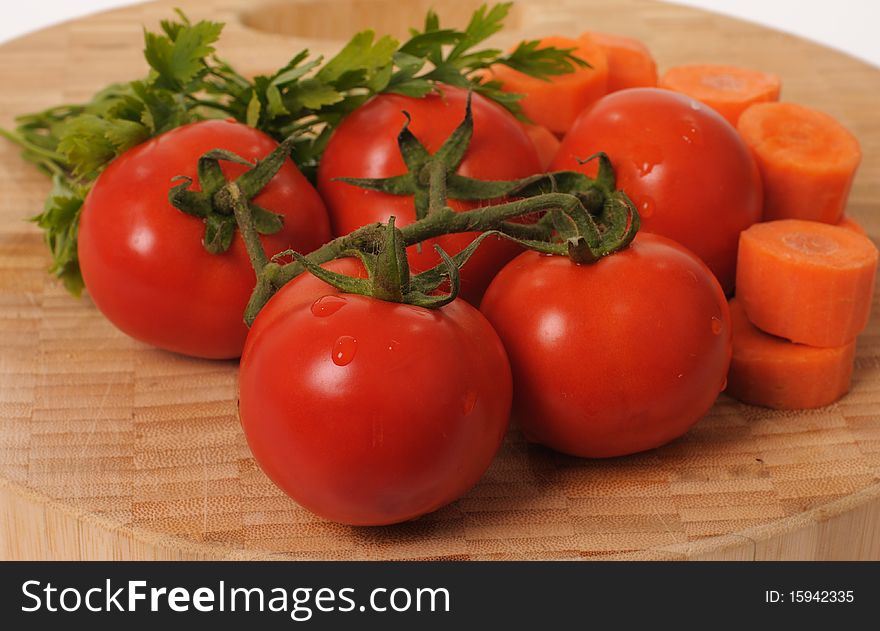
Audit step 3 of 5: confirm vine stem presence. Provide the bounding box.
[238,190,582,325]
[227,182,269,274]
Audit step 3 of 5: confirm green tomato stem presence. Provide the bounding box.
[228,182,269,274]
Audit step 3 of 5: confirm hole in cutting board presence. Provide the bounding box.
[240,0,524,41]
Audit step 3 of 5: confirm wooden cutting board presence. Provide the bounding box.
[1,0,879,561]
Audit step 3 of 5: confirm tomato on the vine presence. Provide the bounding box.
[480,232,731,458]
[239,276,512,525]
[551,87,762,294]
[78,119,331,359]
[317,85,542,304]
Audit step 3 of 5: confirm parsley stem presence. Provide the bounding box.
[185,96,237,115]
[0,127,66,163]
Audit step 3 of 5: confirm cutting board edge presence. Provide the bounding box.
[4,476,879,560]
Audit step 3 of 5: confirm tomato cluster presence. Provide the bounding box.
[72,81,750,526]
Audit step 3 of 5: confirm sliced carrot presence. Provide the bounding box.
[490,35,608,135]
[521,122,560,170]
[584,31,657,92]
[658,64,780,126]
[837,214,867,236]
[737,102,861,224]
[725,298,855,409]
[736,219,878,347]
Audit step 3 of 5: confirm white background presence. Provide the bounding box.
[0,1,878,67]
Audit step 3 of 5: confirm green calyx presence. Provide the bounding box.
[336,92,480,222]
[168,139,291,254]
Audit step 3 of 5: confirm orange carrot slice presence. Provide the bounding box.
[521,122,561,170]
[659,64,780,126]
[490,35,608,135]
[737,102,861,224]
[584,31,657,92]
[726,298,855,409]
[736,219,878,347]
[838,214,867,236]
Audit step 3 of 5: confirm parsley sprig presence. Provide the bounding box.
[2,3,587,294]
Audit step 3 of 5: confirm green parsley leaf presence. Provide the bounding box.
[144,18,223,90]
[31,176,86,295]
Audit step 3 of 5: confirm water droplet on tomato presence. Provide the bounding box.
[332,336,358,366]
[311,295,347,317]
[639,197,655,218]
[711,316,723,335]
[462,391,477,415]
[387,339,400,352]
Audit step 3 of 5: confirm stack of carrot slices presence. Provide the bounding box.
[722,92,872,409]
[730,220,878,409]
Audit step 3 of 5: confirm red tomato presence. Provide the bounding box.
[551,88,762,294]
[78,119,331,359]
[317,85,542,304]
[239,281,512,525]
[480,233,731,458]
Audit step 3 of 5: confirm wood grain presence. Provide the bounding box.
[1,0,879,560]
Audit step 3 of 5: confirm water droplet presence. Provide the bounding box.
[311,295,347,317]
[689,99,702,111]
[639,197,655,219]
[387,339,400,352]
[711,316,723,335]
[331,335,358,366]
[462,391,477,415]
